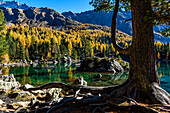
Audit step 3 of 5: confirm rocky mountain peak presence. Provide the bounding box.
[0,7,81,28]
[0,0,30,9]
[62,11,76,19]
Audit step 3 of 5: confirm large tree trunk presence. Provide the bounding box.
[130,0,159,83]
[111,0,170,105]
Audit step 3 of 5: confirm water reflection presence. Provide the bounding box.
[0,63,128,86]
[0,61,169,94]
[158,61,170,93]
[157,61,170,77]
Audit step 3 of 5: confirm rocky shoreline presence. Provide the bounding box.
[0,74,87,113]
[0,57,130,112]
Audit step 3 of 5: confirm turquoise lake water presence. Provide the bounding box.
[0,61,169,93]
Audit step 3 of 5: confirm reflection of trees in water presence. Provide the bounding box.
[1,67,9,75]
[22,66,30,84]
[157,61,170,77]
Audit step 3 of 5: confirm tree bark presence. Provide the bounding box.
[111,0,170,105]
[130,0,159,84]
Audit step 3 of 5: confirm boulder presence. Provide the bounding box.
[77,57,127,73]
[109,60,124,73]
[0,74,20,91]
[0,100,5,105]
[37,88,62,101]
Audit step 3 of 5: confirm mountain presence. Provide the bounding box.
[0,0,30,9]
[0,1,169,43]
[62,10,170,43]
[0,7,81,28]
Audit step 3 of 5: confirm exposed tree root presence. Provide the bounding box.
[25,80,170,113]
[151,82,170,105]
[47,100,159,113]
[24,81,121,95]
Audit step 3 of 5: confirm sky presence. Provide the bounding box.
[8,0,94,13]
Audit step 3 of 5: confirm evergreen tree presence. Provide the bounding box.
[0,10,7,62]
[19,42,25,60]
[60,44,67,54]
[72,48,78,60]
[6,32,16,60]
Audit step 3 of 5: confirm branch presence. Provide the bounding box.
[111,0,131,54]
[125,18,132,22]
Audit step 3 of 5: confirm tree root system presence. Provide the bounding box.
[24,81,170,113]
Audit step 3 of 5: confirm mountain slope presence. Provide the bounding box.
[0,1,169,43]
[0,7,81,28]
[0,0,30,9]
[62,10,170,43]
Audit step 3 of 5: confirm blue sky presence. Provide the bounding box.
[9,0,94,13]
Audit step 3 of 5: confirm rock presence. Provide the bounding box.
[13,101,30,107]
[0,100,5,105]
[32,62,38,67]
[8,91,32,99]
[72,77,87,86]
[96,74,103,78]
[0,69,2,74]
[77,57,125,73]
[47,88,62,99]
[0,74,20,91]
[19,84,33,90]
[53,60,58,64]
[61,54,72,64]
[37,88,62,101]
[30,60,33,65]
[23,59,28,65]
[110,60,124,73]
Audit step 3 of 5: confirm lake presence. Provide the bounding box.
[0,61,169,93]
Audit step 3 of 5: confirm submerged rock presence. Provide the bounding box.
[72,77,87,86]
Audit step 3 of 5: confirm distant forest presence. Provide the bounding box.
[0,24,169,63]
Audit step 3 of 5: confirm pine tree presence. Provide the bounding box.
[19,42,25,60]
[72,48,78,60]
[0,10,7,62]
[6,31,16,60]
